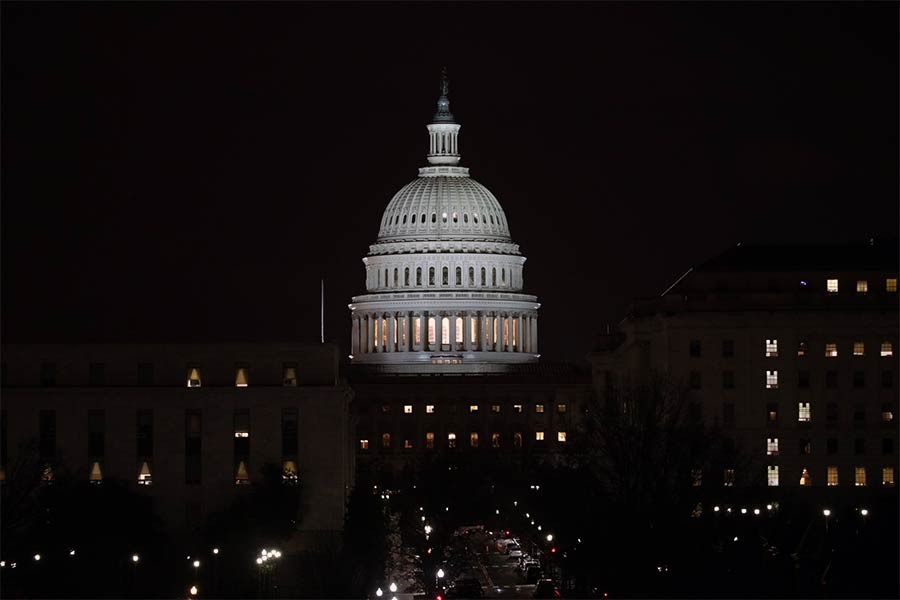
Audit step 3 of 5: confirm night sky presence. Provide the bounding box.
[3,2,897,363]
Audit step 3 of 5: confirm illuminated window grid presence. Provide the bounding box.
[881,342,894,357]
[766,370,778,389]
[856,280,868,293]
[798,402,811,422]
[854,467,867,487]
[425,432,434,449]
[426,405,435,414]
[826,279,838,293]
[724,468,735,487]
[766,438,779,456]
[767,466,779,487]
[799,468,811,486]
[825,343,838,357]
[535,404,545,414]
[557,431,567,443]
[470,432,479,448]
[827,466,839,486]
[403,405,413,414]
[883,467,895,486]
[513,404,523,413]
[765,339,778,357]
[447,433,457,448]
[853,341,865,356]
[359,439,369,450]
[491,405,501,414]
[887,278,898,292]
[535,431,545,441]
[469,405,479,414]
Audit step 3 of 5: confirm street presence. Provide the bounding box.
[454,531,536,599]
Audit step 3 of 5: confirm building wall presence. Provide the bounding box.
[1,343,352,543]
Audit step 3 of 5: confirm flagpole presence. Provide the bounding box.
[320,279,325,343]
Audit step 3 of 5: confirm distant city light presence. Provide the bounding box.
[69,549,76,556]
[861,508,869,516]
[213,548,219,555]
[33,554,41,562]
[132,554,140,563]
[753,508,760,515]
[713,506,720,512]
[189,585,198,596]
[823,509,831,517]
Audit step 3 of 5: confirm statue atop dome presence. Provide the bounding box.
[440,67,449,97]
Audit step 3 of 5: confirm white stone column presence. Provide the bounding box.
[351,316,359,355]
[402,313,410,352]
[516,314,524,352]
[494,314,502,352]
[449,312,457,352]
[463,312,472,351]
[387,314,395,352]
[365,315,372,353]
[373,315,381,352]
[531,315,538,353]
[422,312,430,351]
[506,314,514,352]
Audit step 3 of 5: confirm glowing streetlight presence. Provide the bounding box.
[189,585,198,596]
[212,548,219,555]
[375,588,383,597]
[132,554,140,563]
[437,569,445,579]
[766,504,773,511]
[69,549,76,556]
[495,509,500,515]
[822,508,831,517]
[546,534,553,542]
[424,525,433,535]
[389,582,398,593]
[753,508,761,515]
[33,554,41,562]
[860,508,869,517]
[193,560,201,568]
[740,508,747,514]
[256,558,263,565]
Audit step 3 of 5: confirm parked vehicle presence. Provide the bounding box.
[533,579,561,598]
[506,543,524,558]
[446,577,483,599]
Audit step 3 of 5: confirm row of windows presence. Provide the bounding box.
[825,278,897,293]
[361,430,568,450]
[373,265,516,289]
[388,403,568,414]
[383,210,504,228]
[767,465,895,487]
[762,402,895,424]
[765,437,894,456]
[690,339,894,358]
[26,363,300,387]
[692,369,894,390]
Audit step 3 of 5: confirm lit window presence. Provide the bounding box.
[187,366,202,388]
[235,460,249,485]
[797,340,808,357]
[825,343,838,357]
[798,402,811,422]
[535,404,545,414]
[882,405,894,422]
[403,439,413,449]
[235,366,249,387]
[766,438,779,456]
[491,404,501,414]
[470,432,479,448]
[887,278,898,292]
[691,469,702,487]
[557,431,567,443]
[359,439,369,450]
[724,468,735,487]
[767,466,779,487]
[883,466,895,486]
[89,461,103,484]
[426,432,434,449]
[766,370,778,389]
[881,341,894,357]
[382,433,391,449]
[491,433,500,448]
[137,461,152,486]
[426,405,435,414]
[283,364,297,386]
[557,403,567,413]
[799,468,812,486]
[513,404,523,413]
[853,341,865,356]
[404,405,413,414]
[447,433,457,448]
[827,466,839,486]
[282,460,298,484]
[469,404,479,414]
[767,403,778,423]
[765,339,778,357]
[856,280,868,293]
[535,431,545,441]
[854,467,867,487]
[827,279,838,293]
[513,432,523,448]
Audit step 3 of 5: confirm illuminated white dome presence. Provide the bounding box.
[349,71,540,373]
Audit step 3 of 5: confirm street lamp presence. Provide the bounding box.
[823,508,832,533]
[546,534,553,542]
[375,587,383,597]
[212,548,219,555]
[189,585,198,596]
[389,582,398,593]
[33,554,41,562]
[132,554,140,563]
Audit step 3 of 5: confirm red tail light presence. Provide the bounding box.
[551,547,557,553]
[436,596,443,600]
[554,590,561,598]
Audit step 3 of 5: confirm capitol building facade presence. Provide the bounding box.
[349,76,540,373]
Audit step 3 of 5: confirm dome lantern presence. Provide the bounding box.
[427,67,461,166]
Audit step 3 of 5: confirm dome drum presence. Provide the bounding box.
[363,254,525,293]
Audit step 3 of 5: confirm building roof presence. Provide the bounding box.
[695,237,899,272]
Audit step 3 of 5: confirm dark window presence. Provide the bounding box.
[40,362,57,387]
[381,404,391,414]
[688,402,702,421]
[799,439,811,455]
[283,363,298,386]
[1,362,6,387]
[39,410,57,459]
[89,363,105,386]
[853,405,865,424]
[853,371,865,388]
[797,340,809,357]
[185,410,201,484]
[234,409,250,457]
[88,410,105,458]
[282,408,298,457]
[827,403,838,424]
[854,438,865,455]
[689,340,702,358]
[798,371,810,389]
[722,371,735,389]
[883,438,894,455]
[137,410,153,458]
[723,403,735,425]
[826,438,838,455]
[882,370,894,388]
[137,363,154,386]
[766,403,778,423]
[689,371,702,390]
[722,340,734,358]
[826,370,838,389]
[1,410,7,470]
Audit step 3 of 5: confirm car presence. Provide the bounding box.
[524,564,544,584]
[518,557,539,572]
[446,577,483,599]
[533,579,561,598]
[506,543,524,558]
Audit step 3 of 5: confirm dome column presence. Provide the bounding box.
[365,315,373,354]
[506,314,514,353]
[516,314,524,352]
[421,312,430,351]
[493,313,502,352]
[401,312,411,352]
[463,312,473,352]
[387,314,396,352]
[531,315,538,353]
[449,312,457,352]
[351,315,360,355]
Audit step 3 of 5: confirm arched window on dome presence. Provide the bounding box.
[464,213,469,223]
[455,267,462,286]
[411,214,416,224]
[384,269,389,289]
[490,214,495,225]
[469,267,475,287]
[481,267,486,287]
[502,268,506,287]
[402,215,407,224]
[453,212,458,223]
[442,267,449,286]
[429,267,435,286]
[417,267,422,286]
[442,212,448,223]
[474,213,479,224]
[393,269,398,288]
[377,270,381,288]
[492,268,497,287]
[404,268,410,287]
[422,213,427,224]
[432,213,437,224]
